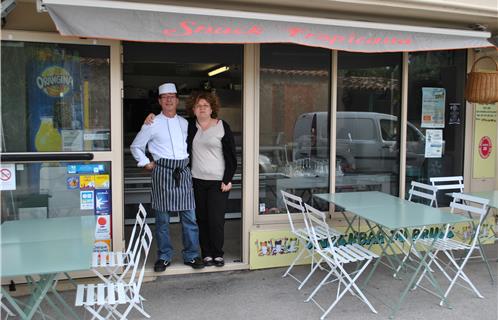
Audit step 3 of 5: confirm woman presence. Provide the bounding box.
[145,91,237,267]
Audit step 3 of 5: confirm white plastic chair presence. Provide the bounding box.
[430,176,494,283]
[75,223,153,320]
[430,176,464,207]
[0,296,15,319]
[303,203,378,319]
[92,204,148,284]
[393,182,438,277]
[281,191,341,290]
[281,190,320,289]
[414,193,490,304]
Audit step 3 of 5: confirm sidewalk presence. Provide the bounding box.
[133,257,498,320]
[6,246,498,320]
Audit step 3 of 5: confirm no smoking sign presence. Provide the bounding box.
[478,136,493,159]
[0,164,16,191]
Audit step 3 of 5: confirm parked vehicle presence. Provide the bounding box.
[293,111,427,174]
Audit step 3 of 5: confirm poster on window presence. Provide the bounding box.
[421,87,446,128]
[27,47,83,152]
[473,104,496,179]
[0,164,16,191]
[94,215,111,240]
[424,129,443,158]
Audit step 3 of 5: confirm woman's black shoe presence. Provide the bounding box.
[213,257,224,267]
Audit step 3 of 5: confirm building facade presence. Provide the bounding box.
[1,0,497,275]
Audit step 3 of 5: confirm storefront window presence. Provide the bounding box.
[406,50,467,205]
[259,44,331,214]
[336,52,402,196]
[1,41,110,152]
[1,162,111,220]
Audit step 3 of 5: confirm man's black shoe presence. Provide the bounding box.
[154,259,170,272]
[184,257,205,269]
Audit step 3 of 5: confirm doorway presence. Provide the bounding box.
[122,42,244,268]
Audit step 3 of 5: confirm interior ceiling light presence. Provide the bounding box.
[208,66,229,77]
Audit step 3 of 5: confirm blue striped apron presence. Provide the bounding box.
[151,158,195,211]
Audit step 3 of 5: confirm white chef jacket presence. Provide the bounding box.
[130,113,189,167]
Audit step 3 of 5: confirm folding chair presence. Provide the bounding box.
[430,176,464,207]
[92,204,148,284]
[414,193,490,304]
[431,176,494,283]
[75,223,153,320]
[393,182,438,277]
[0,295,15,319]
[304,203,378,319]
[281,191,341,290]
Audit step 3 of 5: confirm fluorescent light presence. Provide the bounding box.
[208,66,229,77]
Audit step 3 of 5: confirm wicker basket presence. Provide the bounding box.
[465,56,498,104]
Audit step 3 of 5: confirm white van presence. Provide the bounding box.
[293,111,426,173]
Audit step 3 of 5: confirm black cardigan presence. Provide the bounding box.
[186,117,237,184]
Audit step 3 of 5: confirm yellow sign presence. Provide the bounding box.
[473,104,496,178]
[249,216,495,270]
[250,229,311,270]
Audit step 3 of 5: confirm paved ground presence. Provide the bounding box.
[4,246,498,320]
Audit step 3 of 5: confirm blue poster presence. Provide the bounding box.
[27,47,83,152]
[67,163,105,174]
[95,189,111,215]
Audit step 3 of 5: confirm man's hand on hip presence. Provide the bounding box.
[144,161,155,171]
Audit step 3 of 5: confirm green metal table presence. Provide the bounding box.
[468,191,498,208]
[314,191,470,318]
[1,216,96,320]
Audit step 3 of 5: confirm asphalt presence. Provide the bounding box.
[4,245,498,320]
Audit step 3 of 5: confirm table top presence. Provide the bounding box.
[315,191,406,209]
[1,216,96,277]
[467,190,498,209]
[314,191,470,230]
[1,215,96,244]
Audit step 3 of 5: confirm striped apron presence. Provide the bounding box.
[151,158,195,212]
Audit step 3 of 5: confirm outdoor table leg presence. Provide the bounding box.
[2,273,81,320]
[1,273,57,320]
[389,236,451,319]
[469,207,496,284]
[362,223,403,285]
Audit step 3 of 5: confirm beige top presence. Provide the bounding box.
[191,120,225,180]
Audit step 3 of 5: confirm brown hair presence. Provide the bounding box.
[186,91,221,119]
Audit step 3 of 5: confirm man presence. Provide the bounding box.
[130,83,204,271]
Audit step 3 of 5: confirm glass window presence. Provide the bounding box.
[1,41,111,152]
[406,50,467,205]
[259,44,331,214]
[336,52,402,195]
[1,162,111,221]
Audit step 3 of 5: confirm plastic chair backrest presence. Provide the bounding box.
[450,193,489,225]
[128,223,153,299]
[281,190,305,233]
[408,181,438,207]
[303,203,333,254]
[430,176,464,192]
[126,204,148,255]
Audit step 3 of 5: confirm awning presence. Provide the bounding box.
[43,0,492,53]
